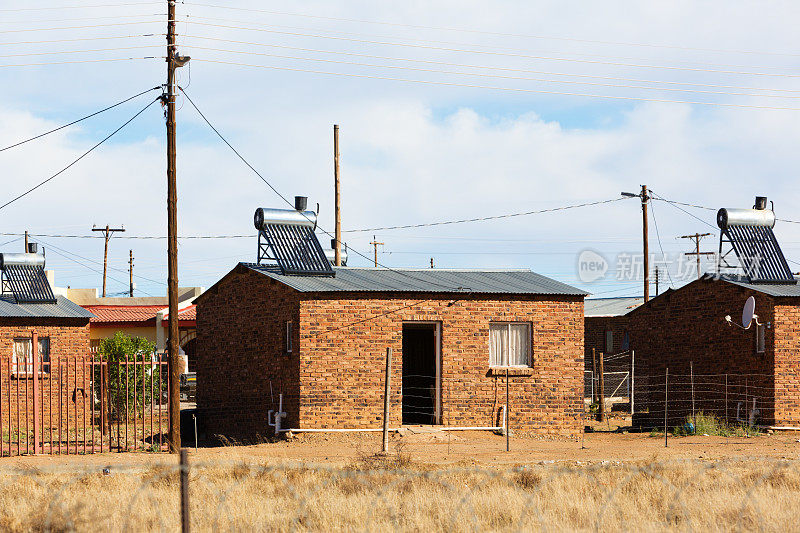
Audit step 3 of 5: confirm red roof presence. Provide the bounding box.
[161,304,196,323]
[84,305,165,324]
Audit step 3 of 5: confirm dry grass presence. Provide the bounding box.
[1,456,799,531]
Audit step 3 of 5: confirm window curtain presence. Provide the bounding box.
[509,324,530,366]
[489,324,507,366]
[13,339,32,373]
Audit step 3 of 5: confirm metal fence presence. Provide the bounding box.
[0,352,171,456]
[584,370,630,401]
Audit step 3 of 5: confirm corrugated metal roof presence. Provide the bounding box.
[720,274,800,297]
[241,263,587,295]
[0,295,95,319]
[584,297,643,317]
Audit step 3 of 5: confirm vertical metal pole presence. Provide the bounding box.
[725,373,728,423]
[630,350,635,415]
[0,357,3,457]
[591,347,598,404]
[382,347,391,454]
[597,351,605,422]
[32,332,39,454]
[690,361,695,421]
[664,367,669,448]
[166,0,182,454]
[89,358,94,452]
[506,368,510,452]
[58,361,62,455]
[642,184,650,303]
[180,449,190,533]
[83,357,87,455]
[333,124,342,266]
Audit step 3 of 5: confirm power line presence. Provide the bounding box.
[0,45,161,59]
[183,35,800,95]
[0,85,160,152]
[182,19,800,79]
[0,57,160,68]
[0,34,163,47]
[183,2,800,59]
[0,20,162,34]
[0,96,159,212]
[0,2,161,12]
[192,58,800,111]
[178,87,469,292]
[184,44,800,101]
[648,194,675,289]
[0,13,165,24]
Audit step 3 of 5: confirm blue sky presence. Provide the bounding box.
[1,1,799,297]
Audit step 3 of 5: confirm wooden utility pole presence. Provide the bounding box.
[129,250,134,297]
[641,184,649,302]
[680,232,714,279]
[621,185,649,301]
[23,231,28,252]
[92,224,125,297]
[165,0,186,453]
[370,235,383,267]
[333,125,342,266]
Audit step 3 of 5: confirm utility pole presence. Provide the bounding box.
[622,185,649,302]
[430,257,434,269]
[680,232,714,280]
[654,267,659,296]
[129,250,134,297]
[165,0,190,453]
[370,235,383,267]
[92,224,125,297]
[23,231,28,252]
[333,125,342,266]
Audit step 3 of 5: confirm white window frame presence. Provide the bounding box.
[489,322,532,368]
[285,321,293,355]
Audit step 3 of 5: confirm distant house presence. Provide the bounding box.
[195,263,587,441]
[584,297,642,360]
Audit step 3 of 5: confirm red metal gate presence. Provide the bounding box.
[0,337,171,456]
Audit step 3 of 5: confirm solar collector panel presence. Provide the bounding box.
[2,264,57,303]
[724,225,794,284]
[264,223,334,276]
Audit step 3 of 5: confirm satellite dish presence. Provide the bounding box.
[742,296,756,329]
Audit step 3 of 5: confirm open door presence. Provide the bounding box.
[402,322,440,424]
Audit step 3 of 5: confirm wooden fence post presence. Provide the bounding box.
[32,332,40,455]
[597,351,605,422]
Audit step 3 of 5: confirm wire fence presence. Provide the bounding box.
[2,454,800,531]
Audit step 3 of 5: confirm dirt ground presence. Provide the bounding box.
[5,422,800,469]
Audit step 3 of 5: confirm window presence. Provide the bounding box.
[621,330,630,352]
[489,323,531,367]
[756,324,766,354]
[12,337,50,375]
[285,321,293,355]
[604,330,614,355]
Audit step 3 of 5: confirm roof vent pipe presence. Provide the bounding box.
[294,196,308,212]
[27,242,37,254]
[754,196,768,210]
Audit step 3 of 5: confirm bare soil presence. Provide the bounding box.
[5,424,799,469]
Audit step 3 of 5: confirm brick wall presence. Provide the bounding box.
[298,293,584,436]
[627,278,775,428]
[584,316,631,372]
[196,266,300,442]
[772,298,800,426]
[0,319,92,444]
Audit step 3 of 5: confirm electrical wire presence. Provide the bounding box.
[0,45,161,59]
[178,87,471,292]
[182,35,800,95]
[183,2,800,59]
[0,20,162,34]
[648,193,675,289]
[192,58,800,111]
[0,34,163,46]
[184,44,800,101]
[0,96,159,212]
[0,86,160,152]
[0,13,165,24]
[0,57,160,68]
[0,2,161,12]
[181,19,800,79]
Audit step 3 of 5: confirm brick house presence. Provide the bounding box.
[584,297,642,364]
[627,275,800,428]
[196,263,586,441]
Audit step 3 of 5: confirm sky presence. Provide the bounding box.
[1,1,799,298]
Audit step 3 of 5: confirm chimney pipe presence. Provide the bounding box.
[27,242,38,254]
[754,196,768,210]
[294,196,308,212]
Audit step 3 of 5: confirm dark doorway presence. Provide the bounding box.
[402,323,438,425]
